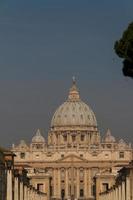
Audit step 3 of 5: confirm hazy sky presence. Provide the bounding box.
[0,0,133,147]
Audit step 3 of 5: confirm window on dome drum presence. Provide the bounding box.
[64,135,67,142]
[107,144,111,148]
[32,144,43,149]
[81,135,84,141]
[20,152,25,159]
[119,151,124,158]
[72,135,76,142]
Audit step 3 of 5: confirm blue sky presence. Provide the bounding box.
[0,0,133,147]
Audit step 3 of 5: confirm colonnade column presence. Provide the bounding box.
[115,187,118,200]
[126,176,130,200]
[7,169,13,200]
[20,180,24,200]
[121,181,125,200]
[24,185,28,200]
[27,187,30,200]
[118,185,121,200]
[14,176,19,200]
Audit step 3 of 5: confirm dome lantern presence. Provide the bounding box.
[68,77,80,101]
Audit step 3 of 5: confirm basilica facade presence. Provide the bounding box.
[11,80,133,200]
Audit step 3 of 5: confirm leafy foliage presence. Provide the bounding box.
[114,22,133,78]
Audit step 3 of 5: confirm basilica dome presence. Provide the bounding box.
[51,78,97,130]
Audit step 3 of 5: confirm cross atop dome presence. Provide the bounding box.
[72,76,76,85]
[68,77,80,101]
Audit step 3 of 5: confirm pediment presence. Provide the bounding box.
[56,154,88,163]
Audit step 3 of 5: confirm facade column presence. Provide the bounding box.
[14,176,19,200]
[65,168,69,199]
[126,176,130,200]
[84,168,88,199]
[58,168,61,199]
[7,169,13,200]
[53,168,57,198]
[87,168,91,198]
[96,176,100,200]
[76,168,80,199]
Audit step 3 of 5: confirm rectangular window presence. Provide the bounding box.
[80,189,84,197]
[20,152,25,159]
[119,152,124,158]
[102,183,109,192]
[61,189,65,199]
[37,183,43,192]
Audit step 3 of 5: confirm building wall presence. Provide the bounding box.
[11,130,133,200]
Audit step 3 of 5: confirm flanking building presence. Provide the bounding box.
[11,80,133,200]
[99,161,133,200]
[0,146,45,200]
[0,147,7,200]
